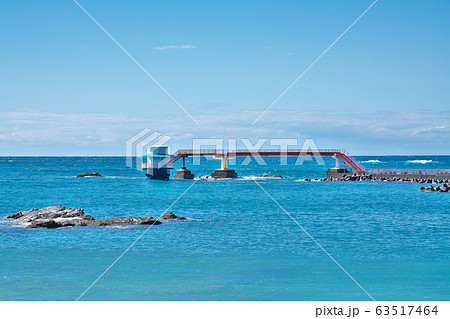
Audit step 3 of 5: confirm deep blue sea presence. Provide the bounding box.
[0,155,449,301]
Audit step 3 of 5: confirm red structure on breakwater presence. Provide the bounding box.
[171,148,364,170]
[167,148,450,180]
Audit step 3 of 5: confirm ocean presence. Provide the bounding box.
[0,155,449,300]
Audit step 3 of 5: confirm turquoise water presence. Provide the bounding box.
[0,156,449,300]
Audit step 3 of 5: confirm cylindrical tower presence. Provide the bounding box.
[143,146,172,180]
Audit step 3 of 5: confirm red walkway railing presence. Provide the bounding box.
[168,149,450,176]
[169,148,368,173]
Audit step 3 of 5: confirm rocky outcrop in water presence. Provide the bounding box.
[77,172,102,177]
[6,205,186,228]
[161,212,186,220]
[420,184,449,193]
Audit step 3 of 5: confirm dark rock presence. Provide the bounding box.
[77,172,102,178]
[7,211,25,219]
[161,212,186,221]
[6,205,184,228]
[92,216,161,226]
[29,219,64,229]
[58,219,90,227]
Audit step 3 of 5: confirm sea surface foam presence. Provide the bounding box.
[361,160,384,163]
[406,160,433,164]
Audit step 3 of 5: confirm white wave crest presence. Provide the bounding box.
[194,175,282,181]
[194,175,214,181]
[240,175,282,180]
[406,160,433,164]
[294,178,322,182]
[361,160,384,163]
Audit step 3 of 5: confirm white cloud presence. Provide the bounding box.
[0,109,449,155]
[153,44,197,51]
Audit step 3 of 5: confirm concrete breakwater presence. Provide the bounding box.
[325,171,450,184]
[303,173,449,192]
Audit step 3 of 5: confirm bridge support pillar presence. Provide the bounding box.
[211,155,238,179]
[333,154,341,169]
[174,156,194,179]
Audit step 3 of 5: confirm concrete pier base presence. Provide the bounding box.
[145,168,170,180]
[211,169,238,179]
[174,168,195,180]
[326,168,351,179]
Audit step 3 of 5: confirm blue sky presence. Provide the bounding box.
[0,0,449,155]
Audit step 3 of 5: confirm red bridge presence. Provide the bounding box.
[168,149,450,177]
[162,148,450,180]
[170,148,367,173]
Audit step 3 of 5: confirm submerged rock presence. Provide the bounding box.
[77,172,102,178]
[5,205,187,228]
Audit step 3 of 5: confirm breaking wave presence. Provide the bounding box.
[194,175,282,181]
[406,160,433,164]
[361,160,384,163]
[240,175,282,180]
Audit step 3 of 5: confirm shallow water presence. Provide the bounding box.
[0,156,449,300]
